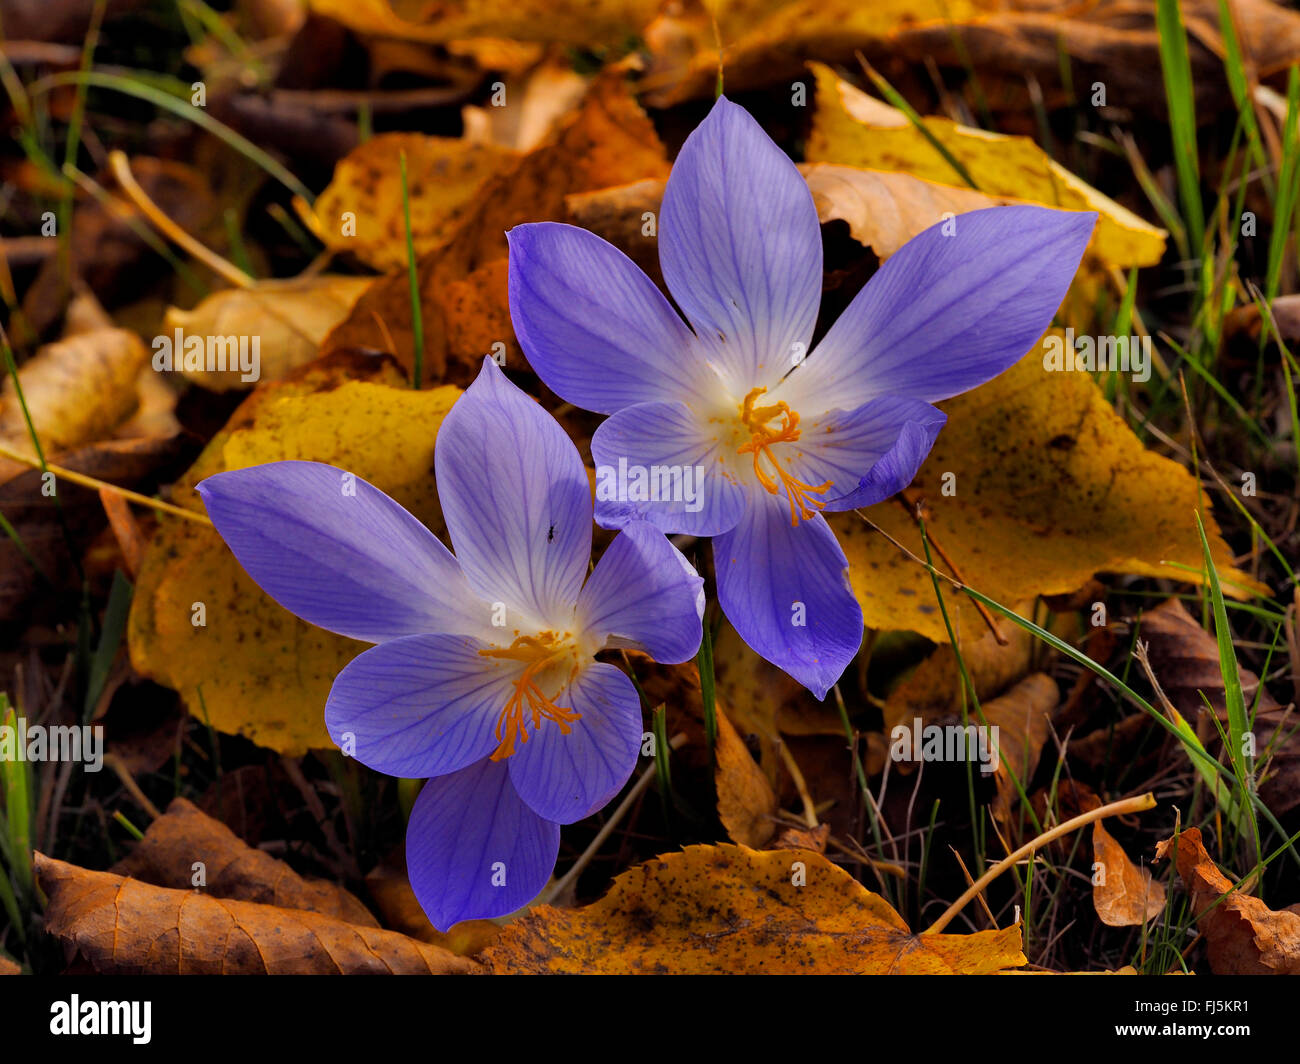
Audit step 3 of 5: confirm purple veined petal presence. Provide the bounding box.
[785,205,1098,412]
[790,396,947,512]
[196,460,490,644]
[406,758,560,931]
[658,96,823,397]
[506,223,717,414]
[713,493,863,699]
[324,633,523,779]
[507,661,641,824]
[589,400,747,536]
[576,520,704,664]
[435,358,592,630]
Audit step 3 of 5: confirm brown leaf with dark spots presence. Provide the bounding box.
[36,854,479,974]
[1156,827,1300,974]
[111,797,376,926]
[482,844,1025,974]
[771,823,830,853]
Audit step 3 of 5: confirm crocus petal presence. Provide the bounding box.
[787,205,1097,411]
[659,96,823,395]
[577,520,704,663]
[435,358,591,630]
[507,662,641,824]
[507,222,716,413]
[406,759,560,931]
[324,633,521,779]
[793,396,947,511]
[196,460,489,644]
[590,400,747,535]
[713,494,862,699]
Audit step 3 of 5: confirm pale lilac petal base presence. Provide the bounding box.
[590,401,746,536]
[436,358,592,628]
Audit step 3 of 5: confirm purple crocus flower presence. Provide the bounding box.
[506,96,1096,699]
[195,358,704,929]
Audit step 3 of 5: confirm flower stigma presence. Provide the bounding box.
[478,633,583,760]
[736,386,832,526]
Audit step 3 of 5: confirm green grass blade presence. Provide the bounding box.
[1156,0,1205,251]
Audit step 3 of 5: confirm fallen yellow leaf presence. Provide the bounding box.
[832,340,1265,642]
[483,844,1025,973]
[127,354,460,754]
[806,63,1166,269]
[310,135,517,271]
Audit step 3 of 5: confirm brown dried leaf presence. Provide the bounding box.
[802,162,1013,259]
[483,844,1024,974]
[36,853,479,974]
[715,707,779,847]
[1156,827,1300,974]
[307,0,658,48]
[771,823,830,853]
[1093,819,1165,927]
[983,672,1057,825]
[112,797,376,926]
[20,157,214,336]
[323,75,669,385]
[1140,598,1299,813]
[0,435,191,625]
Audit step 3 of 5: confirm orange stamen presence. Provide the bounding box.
[478,635,582,760]
[736,387,833,526]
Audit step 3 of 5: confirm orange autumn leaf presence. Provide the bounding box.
[482,844,1026,974]
[1093,819,1166,927]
